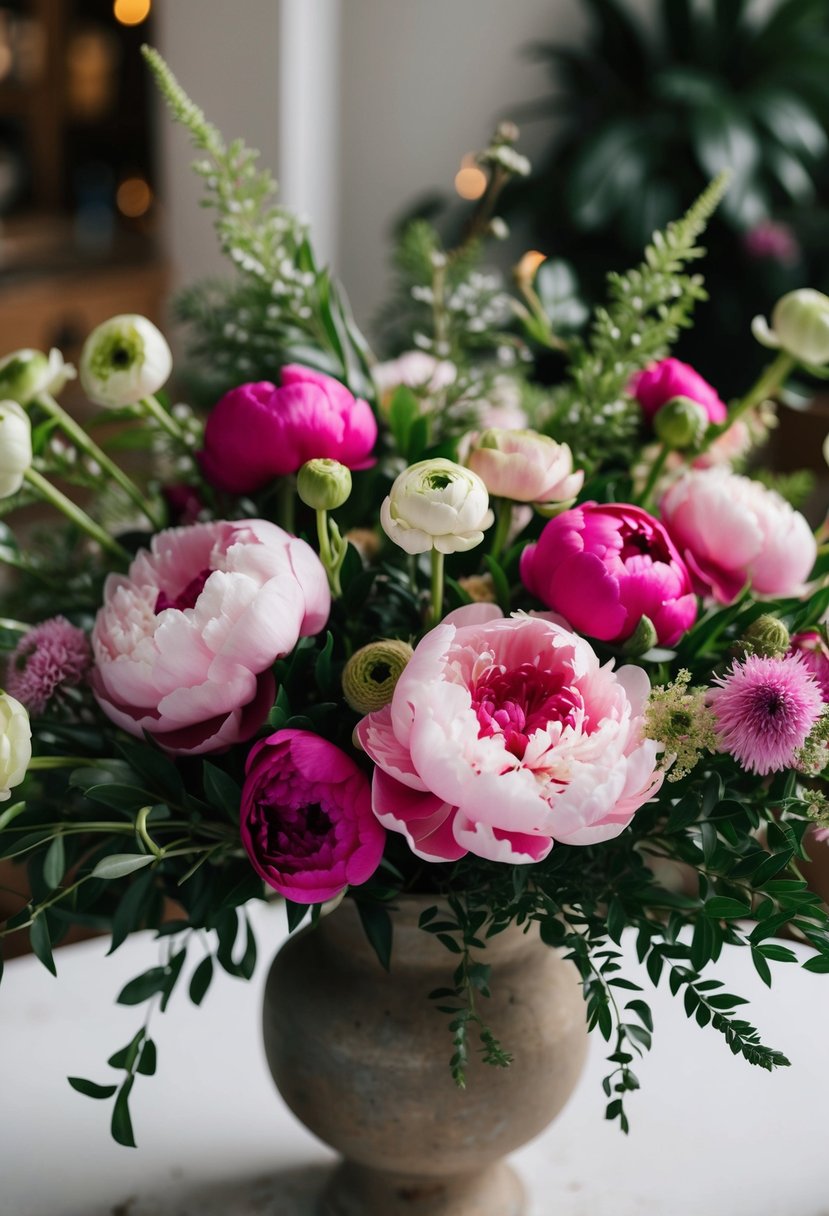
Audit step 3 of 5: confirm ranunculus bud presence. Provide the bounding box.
[342,639,414,714]
[297,458,352,511]
[653,396,709,450]
[0,400,32,498]
[380,458,494,555]
[80,314,172,407]
[466,428,583,510]
[752,289,829,367]
[0,348,75,405]
[0,690,32,801]
[741,614,790,659]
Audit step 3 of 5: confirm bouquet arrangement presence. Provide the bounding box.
[2,50,829,1148]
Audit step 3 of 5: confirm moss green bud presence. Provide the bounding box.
[0,348,74,405]
[342,640,414,715]
[752,289,829,367]
[297,459,352,511]
[740,614,790,659]
[653,396,709,450]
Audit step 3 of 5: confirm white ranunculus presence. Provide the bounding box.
[752,289,829,367]
[0,400,32,498]
[0,348,75,405]
[0,691,31,801]
[380,458,493,555]
[80,314,172,407]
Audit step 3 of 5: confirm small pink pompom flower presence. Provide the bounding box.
[707,654,823,776]
[6,616,91,715]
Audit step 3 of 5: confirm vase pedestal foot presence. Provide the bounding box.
[320,1160,525,1216]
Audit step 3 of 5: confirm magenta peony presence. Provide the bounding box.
[629,357,727,426]
[356,606,663,864]
[199,365,377,494]
[660,468,817,604]
[240,728,385,903]
[520,503,697,646]
[790,631,829,700]
[92,520,329,754]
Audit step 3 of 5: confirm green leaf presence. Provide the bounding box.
[68,1077,118,1100]
[356,902,393,971]
[92,853,154,881]
[43,836,65,890]
[189,955,214,1006]
[30,914,56,976]
[111,1078,136,1148]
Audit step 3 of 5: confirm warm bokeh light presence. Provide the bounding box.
[113,0,152,27]
[454,154,487,201]
[116,175,153,218]
[515,250,547,284]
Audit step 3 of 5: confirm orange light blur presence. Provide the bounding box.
[113,0,152,27]
[454,154,487,201]
[116,176,153,219]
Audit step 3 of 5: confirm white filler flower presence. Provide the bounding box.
[0,400,32,498]
[0,691,31,801]
[80,314,172,407]
[381,457,494,554]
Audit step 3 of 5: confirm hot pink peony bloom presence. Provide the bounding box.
[520,503,697,646]
[708,654,822,776]
[467,429,584,507]
[200,365,377,494]
[240,729,385,904]
[6,616,91,715]
[630,358,727,426]
[790,631,829,700]
[660,468,816,604]
[356,606,663,864]
[92,520,329,755]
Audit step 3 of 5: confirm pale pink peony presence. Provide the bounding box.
[240,729,385,904]
[660,468,816,604]
[356,606,663,864]
[467,429,584,508]
[92,520,330,755]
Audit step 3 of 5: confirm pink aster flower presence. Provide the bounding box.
[6,617,91,714]
[707,654,823,776]
[356,605,663,864]
[240,729,385,904]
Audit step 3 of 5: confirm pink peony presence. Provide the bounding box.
[6,616,91,715]
[660,468,816,604]
[200,365,377,494]
[708,653,822,776]
[790,631,829,700]
[356,606,663,864]
[467,429,584,508]
[630,358,727,426]
[92,520,329,755]
[520,503,697,646]
[240,729,385,904]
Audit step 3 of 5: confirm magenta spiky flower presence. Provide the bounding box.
[707,653,823,776]
[6,616,91,715]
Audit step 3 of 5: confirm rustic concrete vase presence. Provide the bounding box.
[262,895,589,1216]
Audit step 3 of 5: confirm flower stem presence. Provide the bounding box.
[23,467,130,562]
[36,393,163,529]
[490,498,513,562]
[140,394,188,443]
[429,548,445,627]
[638,444,670,511]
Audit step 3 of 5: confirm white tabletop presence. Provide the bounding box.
[1,901,826,1216]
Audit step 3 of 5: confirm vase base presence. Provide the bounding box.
[320,1160,525,1216]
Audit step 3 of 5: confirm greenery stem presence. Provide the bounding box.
[490,498,513,562]
[140,394,188,443]
[36,393,163,529]
[638,444,670,510]
[429,548,445,628]
[23,468,129,561]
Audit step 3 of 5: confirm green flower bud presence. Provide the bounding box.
[740,614,790,659]
[653,396,709,450]
[297,459,352,511]
[342,640,414,715]
[752,289,829,367]
[0,348,74,405]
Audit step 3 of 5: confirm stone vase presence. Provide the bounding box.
[262,895,589,1216]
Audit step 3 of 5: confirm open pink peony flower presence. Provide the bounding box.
[240,729,385,904]
[200,365,377,494]
[629,358,727,426]
[660,468,817,604]
[356,606,663,864]
[520,503,697,646]
[92,520,329,754]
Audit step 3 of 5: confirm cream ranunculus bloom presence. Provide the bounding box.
[0,691,32,801]
[380,458,493,555]
[0,399,33,498]
[80,314,172,407]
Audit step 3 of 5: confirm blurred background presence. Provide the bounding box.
[1,0,828,466]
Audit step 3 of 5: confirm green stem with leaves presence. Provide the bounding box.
[23,468,129,561]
